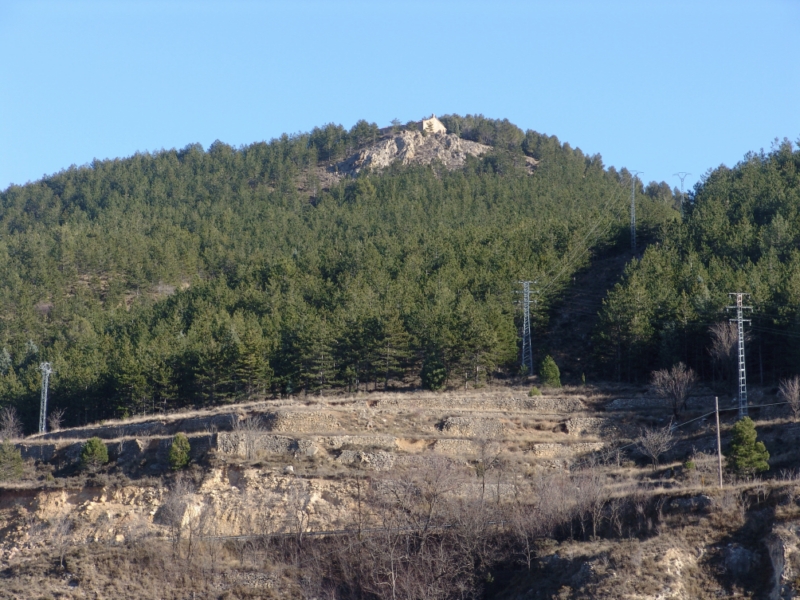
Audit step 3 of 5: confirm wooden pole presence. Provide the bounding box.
[715,396,724,489]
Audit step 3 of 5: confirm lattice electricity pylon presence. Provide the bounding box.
[726,293,752,419]
[39,362,53,433]
[515,281,536,375]
[673,172,691,219]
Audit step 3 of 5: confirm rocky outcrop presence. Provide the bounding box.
[766,525,800,600]
[334,131,490,176]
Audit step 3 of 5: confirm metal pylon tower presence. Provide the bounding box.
[516,281,535,375]
[674,172,691,219]
[630,171,642,253]
[39,362,53,433]
[727,293,752,418]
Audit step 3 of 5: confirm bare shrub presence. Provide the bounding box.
[0,406,23,441]
[651,362,698,416]
[779,376,800,421]
[573,469,608,539]
[50,512,73,568]
[508,472,578,568]
[607,494,630,538]
[230,414,264,460]
[713,489,749,528]
[638,423,675,469]
[354,458,486,600]
[285,477,312,552]
[47,407,66,432]
[709,322,738,364]
[474,437,502,501]
[709,322,741,393]
[160,474,194,555]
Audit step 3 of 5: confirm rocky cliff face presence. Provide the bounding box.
[312,129,539,191]
[335,130,491,176]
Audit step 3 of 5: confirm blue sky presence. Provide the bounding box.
[1,0,798,193]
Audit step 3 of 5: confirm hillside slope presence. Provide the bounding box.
[2,384,799,599]
[0,115,678,429]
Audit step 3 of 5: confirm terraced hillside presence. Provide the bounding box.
[3,384,800,598]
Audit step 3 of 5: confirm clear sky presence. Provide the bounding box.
[1,0,798,193]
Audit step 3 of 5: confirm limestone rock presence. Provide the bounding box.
[328,131,490,179]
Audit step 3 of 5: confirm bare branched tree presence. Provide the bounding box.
[51,512,73,568]
[709,322,740,391]
[709,322,738,364]
[638,423,675,470]
[47,407,66,432]
[230,414,264,460]
[0,407,23,441]
[572,469,607,539]
[159,474,194,556]
[779,376,800,421]
[651,362,698,416]
[474,437,502,502]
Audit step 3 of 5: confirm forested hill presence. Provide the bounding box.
[596,139,800,384]
[0,115,677,430]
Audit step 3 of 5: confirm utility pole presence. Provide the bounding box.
[630,171,642,253]
[516,281,536,376]
[673,172,690,219]
[727,293,752,418]
[39,362,53,433]
[715,396,723,489]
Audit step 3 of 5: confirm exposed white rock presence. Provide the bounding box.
[333,130,491,177]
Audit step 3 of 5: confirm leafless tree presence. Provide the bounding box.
[779,376,800,421]
[607,495,628,538]
[159,474,194,556]
[47,407,66,432]
[637,423,675,470]
[709,322,740,391]
[50,512,73,569]
[0,407,23,441]
[473,437,502,503]
[709,322,738,363]
[230,414,264,460]
[651,362,698,416]
[284,476,312,564]
[356,459,480,600]
[573,469,607,539]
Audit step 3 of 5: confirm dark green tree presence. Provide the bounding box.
[80,437,109,473]
[421,358,447,391]
[539,355,561,388]
[0,440,24,481]
[726,417,769,476]
[168,433,191,470]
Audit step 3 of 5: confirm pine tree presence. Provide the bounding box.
[539,355,561,388]
[726,417,769,476]
[80,437,109,473]
[169,433,191,470]
[0,440,23,481]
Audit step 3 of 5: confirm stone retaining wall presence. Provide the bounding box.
[376,394,586,413]
[441,416,505,438]
[264,410,340,433]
